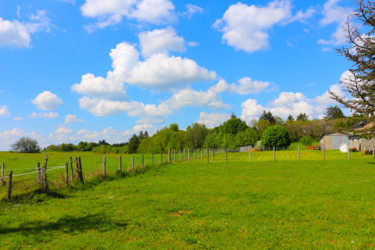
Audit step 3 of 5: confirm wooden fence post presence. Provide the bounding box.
[372,143,374,157]
[76,157,84,184]
[161,152,163,164]
[65,163,69,185]
[249,148,251,162]
[179,150,181,161]
[142,155,144,167]
[119,155,122,172]
[132,155,134,171]
[226,148,228,163]
[152,153,154,165]
[103,156,106,178]
[212,149,215,161]
[168,148,171,163]
[36,162,41,186]
[298,146,300,161]
[7,171,12,202]
[42,164,49,192]
[207,149,209,163]
[188,149,190,163]
[184,149,186,161]
[273,146,276,161]
[194,149,196,160]
[1,162,5,187]
[174,149,176,163]
[348,145,350,160]
[323,146,325,160]
[70,156,74,181]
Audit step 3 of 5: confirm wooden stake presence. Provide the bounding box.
[70,156,74,181]
[132,155,134,171]
[273,146,276,161]
[6,171,12,202]
[168,148,171,163]
[174,149,176,163]
[298,146,300,161]
[249,148,251,162]
[184,149,186,161]
[226,148,228,163]
[142,155,144,167]
[152,153,154,165]
[179,149,181,161]
[207,149,209,163]
[103,156,106,178]
[76,157,84,184]
[1,162,4,187]
[119,155,122,172]
[188,149,190,163]
[42,163,49,192]
[36,162,41,186]
[65,163,69,185]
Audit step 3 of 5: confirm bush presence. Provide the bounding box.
[300,136,313,146]
[261,125,291,147]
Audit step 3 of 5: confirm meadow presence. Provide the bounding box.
[0,150,374,248]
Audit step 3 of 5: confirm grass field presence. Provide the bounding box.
[0,150,375,248]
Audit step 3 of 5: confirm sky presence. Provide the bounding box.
[0,0,356,150]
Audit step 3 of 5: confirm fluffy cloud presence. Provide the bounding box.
[182,4,203,19]
[197,112,230,129]
[214,0,292,53]
[241,99,265,122]
[139,27,185,57]
[55,126,74,134]
[32,91,63,110]
[210,78,270,95]
[30,112,59,119]
[0,10,51,48]
[65,114,84,125]
[81,0,175,31]
[0,105,11,117]
[318,0,352,46]
[72,42,216,96]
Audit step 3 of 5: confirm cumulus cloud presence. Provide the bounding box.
[72,42,216,96]
[213,0,292,53]
[0,105,11,117]
[30,112,59,119]
[139,27,185,57]
[210,78,270,95]
[197,112,230,129]
[318,0,352,46]
[81,0,175,31]
[65,114,84,125]
[182,4,203,19]
[241,99,265,122]
[32,91,63,110]
[0,10,51,48]
[56,126,74,134]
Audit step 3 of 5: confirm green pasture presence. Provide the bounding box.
[0,150,374,248]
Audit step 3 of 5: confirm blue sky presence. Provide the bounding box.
[0,0,355,150]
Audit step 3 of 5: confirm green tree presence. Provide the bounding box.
[300,135,313,146]
[256,119,272,137]
[234,128,258,147]
[325,105,345,120]
[11,137,41,153]
[128,134,140,153]
[186,123,208,149]
[259,111,276,124]
[170,123,179,132]
[296,113,308,121]
[287,114,294,122]
[330,1,375,115]
[222,117,248,135]
[261,125,291,147]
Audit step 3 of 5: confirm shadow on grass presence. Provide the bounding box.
[0,213,128,235]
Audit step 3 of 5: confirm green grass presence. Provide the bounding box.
[0,151,374,248]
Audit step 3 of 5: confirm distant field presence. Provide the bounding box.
[0,151,374,248]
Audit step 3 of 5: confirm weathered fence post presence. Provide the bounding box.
[207,149,209,163]
[298,146,300,161]
[273,146,276,161]
[132,155,134,171]
[7,171,12,202]
[103,156,106,178]
[152,153,154,165]
[36,162,42,186]
[119,155,122,172]
[1,162,5,187]
[65,163,69,185]
[142,155,144,167]
[226,148,228,163]
[42,164,49,192]
[179,150,181,161]
[194,149,196,160]
[212,149,215,161]
[168,148,171,163]
[76,157,84,184]
[188,149,190,163]
[70,156,74,181]
[323,146,325,160]
[184,149,186,161]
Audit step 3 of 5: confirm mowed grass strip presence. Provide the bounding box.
[0,153,375,248]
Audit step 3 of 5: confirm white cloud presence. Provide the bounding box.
[197,112,230,129]
[139,27,185,57]
[187,41,199,47]
[182,4,203,19]
[0,10,51,48]
[65,114,84,125]
[272,92,306,106]
[56,126,74,134]
[32,91,63,110]
[210,78,270,95]
[241,99,265,122]
[72,42,216,95]
[214,0,292,53]
[30,112,59,119]
[0,105,11,117]
[318,0,352,45]
[81,0,175,31]
[13,117,23,121]
[287,7,315,23]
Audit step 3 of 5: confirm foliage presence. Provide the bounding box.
[186,123,208,149]
[11,137,41,153]
[287,115,294,122]
[254,140,263,150]
[325,105,345,120]
[170,123,179,132]
[234,128,258,147]
[222,117,248,135]
[259,111,276,124]
[300,135,313,146]
[261,125,291,147]
[255,119,272,137]
[330,0,375,115]
[296,113,308,121]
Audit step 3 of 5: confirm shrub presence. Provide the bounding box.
[11,137,41,153]
[261,125,291,147]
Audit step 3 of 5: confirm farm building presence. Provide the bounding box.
[240,145,252,152]
[320,132,349,150]
[349,136,375,151]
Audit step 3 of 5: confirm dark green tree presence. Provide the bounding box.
[11,137,41,153]
[261,125,291,147]
[325,105,345,120]
[287,114,294,122]
[259,111,276,124]
[296,113,308,121]
[222,117,248,135]
[300,135,313,146]
[128,134,140,153]
[170,123,179,132]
